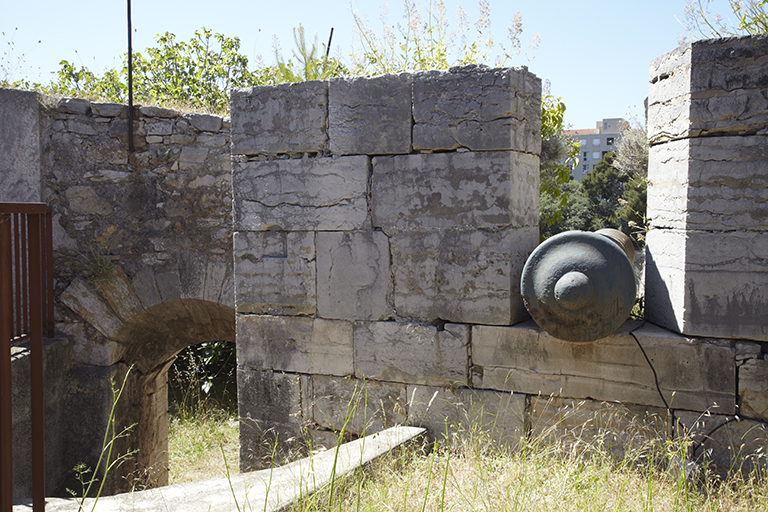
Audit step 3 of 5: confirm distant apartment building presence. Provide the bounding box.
[565,118,628,180]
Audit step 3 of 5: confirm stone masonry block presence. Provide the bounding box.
[0,88,41,202]
[237,315,353,376]
[317,231,391,321]
[234,230,316,315]
[233,156,369,231]
[309,375,407,437]
[739,357,768,422]
[473,320,735,413]
[530,397,670,457]
[677,410,768,475]
[354,321,468,386]
[646,228,768,341]
[407,386,525,448]
[648,35,768,145]
[231,81,328,155]
[237,369,307,470]
[329,73,412,155]
[413,65,541,153]
[648,136,768,231]
[392,228,537,325]
[372,151,539,231]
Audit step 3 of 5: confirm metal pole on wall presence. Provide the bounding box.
[127,0,134,154]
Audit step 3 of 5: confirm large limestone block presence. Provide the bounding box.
[0,88,40,202]
[354,321,468,386]
[407,385,525,448]
[372,152,539,231]
[309,375,407,437]
[646,228,768,341]
[237,315,353,376]
[412,65,541,153]
[648,136,768,231]
[677,410,768,475]
[739,357,768,421]
[233,156,369,231]
[230,81,328,155]
[473,320,735,413]
[391,228,537,325]
[530,397,669,457]
[234,230,316,315]
[316,231,391,320]
[237,369,308,470]
[329,74,412,155]
[648,35,768,145]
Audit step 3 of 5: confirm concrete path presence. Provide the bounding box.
[13,426,425,512]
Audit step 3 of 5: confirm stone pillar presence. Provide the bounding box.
[0,88,41,202]
[645,35,768,341]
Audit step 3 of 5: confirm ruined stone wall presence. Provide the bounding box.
[2,88,236,496]
[230,66,542,466]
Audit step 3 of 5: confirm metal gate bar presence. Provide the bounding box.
[0,203,53,512]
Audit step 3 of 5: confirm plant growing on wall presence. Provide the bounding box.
[681,0,768,41]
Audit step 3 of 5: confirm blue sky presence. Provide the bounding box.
[1,0,741,129]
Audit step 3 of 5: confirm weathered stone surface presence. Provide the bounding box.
[58,97,90,115]
[677,410,768,475]
[231,81,328,155]
[316,231,390,321]
[408,386,525,447]
[146,120,173,136]
[354,321,468,386]
[412,65,541,153]
[473,320,735,413]
[237,315,353,376]
[372,152,539,231]
[139,106,179,118]
[237,369,307,470]
[233,156,369,231]
[234,230,316,315]
[530,397,670,457]
[738,357,768,421]
[90,102,125,117]
[310,375,407,436]
[186,113,223,132]
[391,228,537,325]
[60,278,123,339]
[329,73,411,155]
[65,186,113,216]
[67,120,98,136]
[0,88,41,202]
[648,136,768,231]
[97,266,144,322]
[648,35,768,144]
[178,146,209,167]
[645,228,768,341]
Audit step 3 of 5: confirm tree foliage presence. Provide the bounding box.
[682,0,768,41]
[540,95,580,227]
[273,25,348,83]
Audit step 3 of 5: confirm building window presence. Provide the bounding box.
[592,152,601,160]
[583,151,588,160]
[583,164,588,171]
[580,139,587,147]
[593,138,600,146]
[607,137,614,145]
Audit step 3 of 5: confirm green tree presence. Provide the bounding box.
[581,152,629,230]
[540,180,595,239]
[682,0,767,41]
[540,95,580,227]
[273,25,347,83]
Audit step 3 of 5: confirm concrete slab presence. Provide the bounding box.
[13,426,425,512]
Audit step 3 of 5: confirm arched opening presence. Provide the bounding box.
[109,298,235,491]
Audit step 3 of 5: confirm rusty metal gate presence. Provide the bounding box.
[1,203,54,512]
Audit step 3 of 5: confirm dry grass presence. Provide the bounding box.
[167,407,239,484]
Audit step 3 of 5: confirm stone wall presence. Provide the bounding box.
[230,66,543,467]
[2,88,236,496]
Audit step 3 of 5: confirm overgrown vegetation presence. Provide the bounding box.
[681,0,768,41]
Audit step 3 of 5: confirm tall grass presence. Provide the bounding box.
[283,412,768,512]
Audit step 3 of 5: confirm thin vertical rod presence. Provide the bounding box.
[127,0,134,153]
[28,213,45,511]
[13,214,20,337]
[44,211,54,338]
[0,214,14,512]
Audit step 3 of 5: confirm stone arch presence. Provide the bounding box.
[59,263,235,491]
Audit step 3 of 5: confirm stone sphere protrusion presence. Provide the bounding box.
[554,271,594,311]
